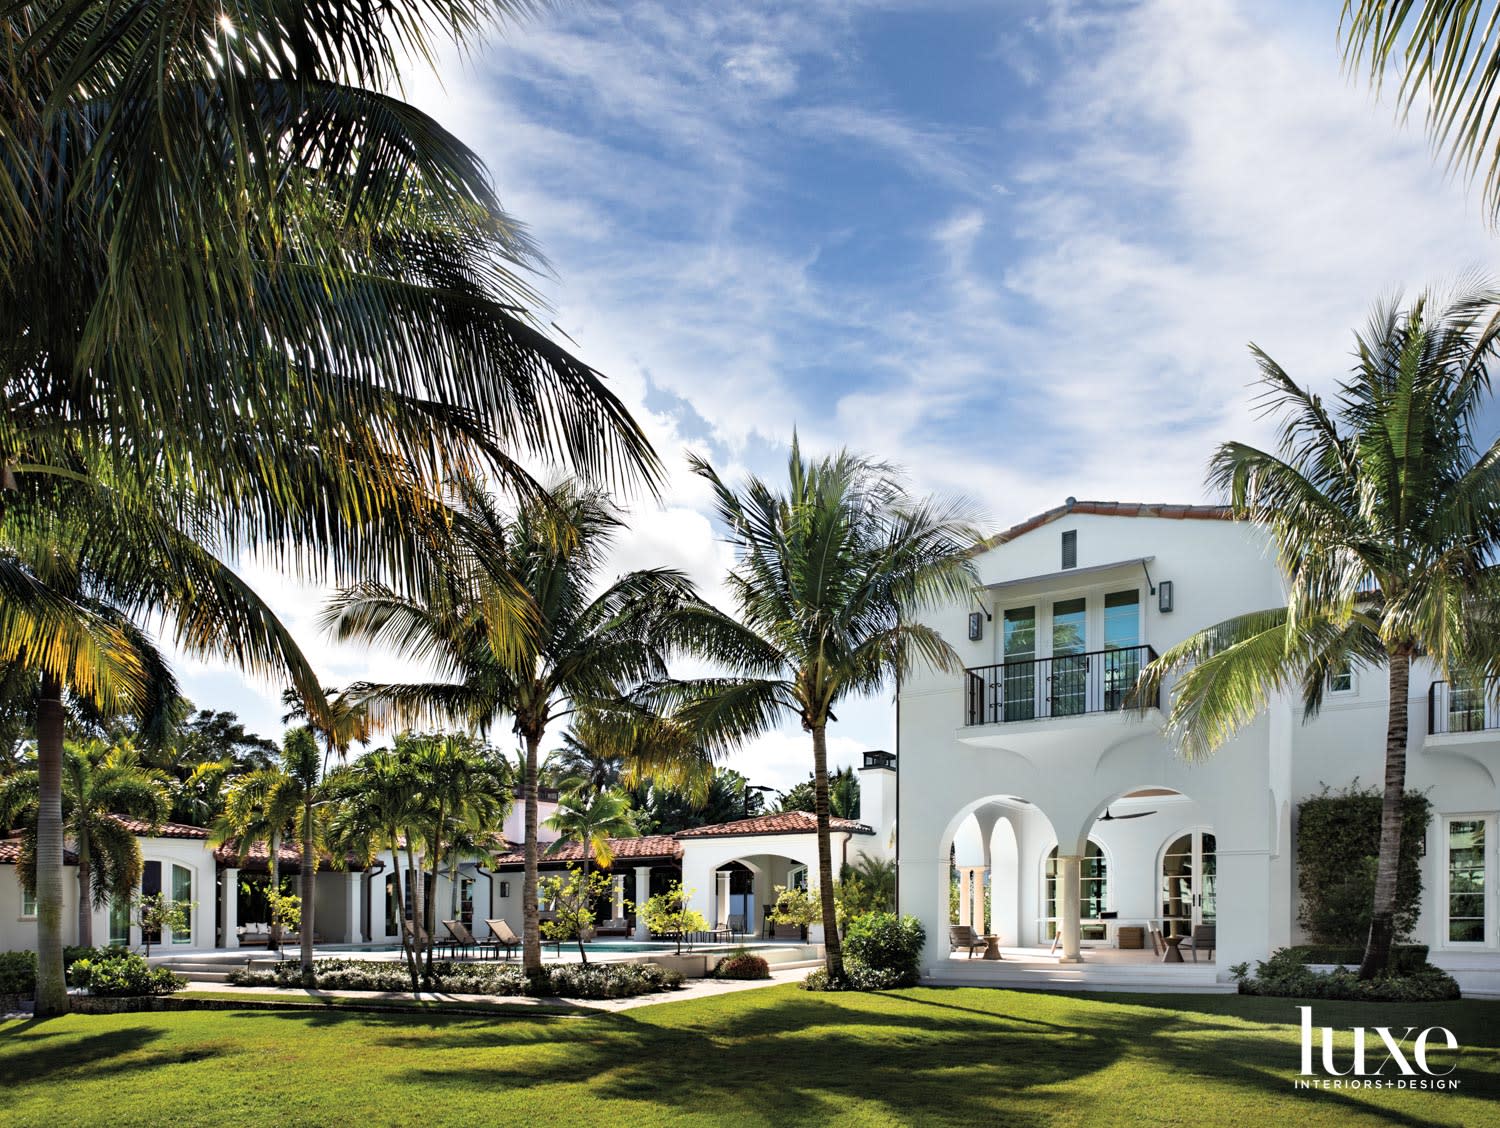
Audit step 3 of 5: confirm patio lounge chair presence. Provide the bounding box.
[444,919,496,959]
[1180,924,1215,962]
[727,913,746,940]
[485,918,562,959]
[950,924,985,959]
[402,919,434,954]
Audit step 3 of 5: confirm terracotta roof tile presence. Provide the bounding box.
[492,834,682,868]
[0,835,77,865]
[108,815,211,839]
[980,500,1235,550]
[675,811,874,838]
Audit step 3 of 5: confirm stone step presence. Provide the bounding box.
[923,964,1234,994]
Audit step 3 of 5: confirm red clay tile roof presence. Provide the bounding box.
[675,811,874,838]
[492,834,682,868]
[0,836,77,865]
[981,500,1235,550]
[108,815,211,839]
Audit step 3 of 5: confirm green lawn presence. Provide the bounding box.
[1,987,1496,1126]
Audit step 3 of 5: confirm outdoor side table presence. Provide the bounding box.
[981,935,1003,961]
[1162,934,1185,963]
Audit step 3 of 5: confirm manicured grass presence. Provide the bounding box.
[1,987,1496,1126]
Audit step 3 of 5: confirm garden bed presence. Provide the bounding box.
[227,958,684,999]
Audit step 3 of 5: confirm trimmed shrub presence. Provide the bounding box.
[713,949,771,980]
[1297,784,1430,946]
[0,951,37,996]
[1232,948,1459,1002]
[843,912,925,988]
[1284,944,1429,975]
[70,954,186,997]
[800,967,848,992]
[228,958,684,999]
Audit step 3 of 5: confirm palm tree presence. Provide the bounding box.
[1139,287,1500,977]
[325,479,696,973]
[545,786,638,879]
[0,738,170,946]
[663,438,981,981]
[212,753,307,950]
[405,733,509,971]
[326,747,427,990]
[281,688,374,971]
[3,0,660,1014]
[1342,2,1500,223]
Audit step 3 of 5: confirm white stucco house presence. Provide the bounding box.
[898,499,1500,984]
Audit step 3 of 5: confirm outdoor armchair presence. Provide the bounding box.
[950,924,986,959]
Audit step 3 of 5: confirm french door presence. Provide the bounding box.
[1160,831,1216,939]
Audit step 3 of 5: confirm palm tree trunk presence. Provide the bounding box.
[77,833,93,948]
[392,851,419,990]
[1360,650,1411,979]
[811,723,845,982]
[34,672,68,1015]
[268,839,281,949]
[299,797,315,973]
[522,730,543,973]
[426,803,444,974]
[406,844,427,981]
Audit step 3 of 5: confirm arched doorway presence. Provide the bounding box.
[1160,830,1216,939]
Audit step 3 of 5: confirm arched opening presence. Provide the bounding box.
[1159,829,1216,940]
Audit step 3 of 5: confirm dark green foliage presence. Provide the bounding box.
[227,958,684,999]
[68,954,186,997]
[1283,944,1430,974]
[1296,784,1430,946]
[841,912,925,989]
[713,949,771,980]
[631,769,767,835]
[1232,948,1459,1002]
[776,767,859,819]
[0,951,36,994]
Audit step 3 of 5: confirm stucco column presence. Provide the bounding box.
[715,869,732,928]
[956,866,971,930]
[971,867,988,934]
[1058,854,1083,963]
[221,867,239,949]
[633,866,651,940]
[344,871,361,943]
[612,873,626,922]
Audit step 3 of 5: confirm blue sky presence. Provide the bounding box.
[182,0,1500,791]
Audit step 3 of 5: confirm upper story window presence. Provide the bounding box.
[21,887,36,918]
[1103,590,1140,650]
[1061,530,1078,569]
[1327,663,1355,695]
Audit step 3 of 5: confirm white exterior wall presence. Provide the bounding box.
[678,832,869,929]
[900,512,1294,976]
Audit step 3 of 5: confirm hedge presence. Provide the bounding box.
[1296,784,1430,948]
[1285,943,1429,974]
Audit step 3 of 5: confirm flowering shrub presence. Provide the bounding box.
[228,958,684,999]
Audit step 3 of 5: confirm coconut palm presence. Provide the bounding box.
[545,786,637,878]
[1139,286,1500,977]
[326,747,427,990]
[0,737,170,946]
[211,751,308,950]
[405,733,510,971]
[325,479,697,972]
[661,438,981,982]
[4,0,660,1015]
[1342,1,1500,223]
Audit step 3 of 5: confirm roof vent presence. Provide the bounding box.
[1061,529,1077,569]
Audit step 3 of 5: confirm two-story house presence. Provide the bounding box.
[897,500,1500,989]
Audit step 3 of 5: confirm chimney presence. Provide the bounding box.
[858,750,897,851]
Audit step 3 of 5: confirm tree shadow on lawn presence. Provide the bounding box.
[0,1023,187,1100]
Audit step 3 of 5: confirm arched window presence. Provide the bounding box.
[1043,841,1108,941]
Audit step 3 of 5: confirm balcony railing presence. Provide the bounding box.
[1428,678,1500,735]
[964,645,1159,726]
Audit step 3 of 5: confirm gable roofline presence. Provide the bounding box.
[978,499,1236,552]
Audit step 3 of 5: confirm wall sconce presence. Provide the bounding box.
[968,611,984,641]
[1158,581,1174,613]
[499,881,511,898]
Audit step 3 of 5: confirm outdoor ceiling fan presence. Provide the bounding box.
[1099,806,1156,821]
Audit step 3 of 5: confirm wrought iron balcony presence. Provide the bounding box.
[964,645,1159,726]
[1428,677,1500,735]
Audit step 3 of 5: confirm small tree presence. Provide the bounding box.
[770,885,818,938]
[539,867,615,965]
[640,882,708,955]
[264,889,302,955]
[134,893,192,959]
